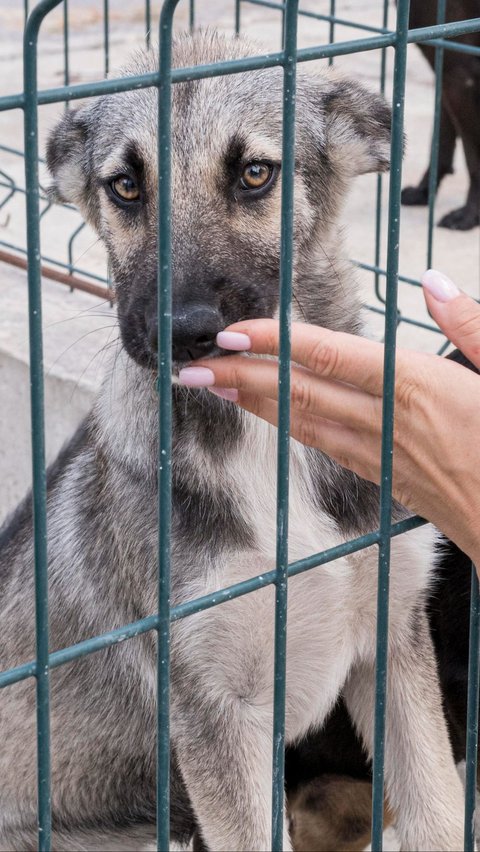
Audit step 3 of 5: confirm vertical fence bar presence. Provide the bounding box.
[63,0,69,110]
[271,1,298,849]
[374,0,389,304]
[146,0,152,50]
[464,564,480,852]
[157,2,179,849]
[189,0,195,32]
[371,2,411,849]
[23,2,64,848]
[426,0,446,269]
[103,0,110,77]
[328,0,335,67]
[235,0,241,35]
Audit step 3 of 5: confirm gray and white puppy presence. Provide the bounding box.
[0,32,465,852]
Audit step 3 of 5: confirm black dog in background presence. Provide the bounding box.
[401,0,480,230]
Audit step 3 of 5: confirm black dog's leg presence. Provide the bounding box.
[402,101,457,206]
[438,72,480,230]
[438,132,480,230]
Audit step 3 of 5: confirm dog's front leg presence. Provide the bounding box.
[343,613,464,851]
[173,696,291,852]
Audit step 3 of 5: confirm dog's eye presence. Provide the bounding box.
[239,162,275,193]
[110,175,140,202]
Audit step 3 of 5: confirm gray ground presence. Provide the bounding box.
[0,3,478,848]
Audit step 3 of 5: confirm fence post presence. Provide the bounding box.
[371,1,411,849]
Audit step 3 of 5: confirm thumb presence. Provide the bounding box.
[422,269,480,369]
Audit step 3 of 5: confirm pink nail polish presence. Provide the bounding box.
[178,367,215,387]
[422,269,460,302]
[208,387,239,402]
[216,331,251,351]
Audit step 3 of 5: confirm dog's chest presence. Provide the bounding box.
[229,416,342,563]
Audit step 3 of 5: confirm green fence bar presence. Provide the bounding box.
[271,2,298,847]
[240,0,390,36]
[374,0,389,305]
[0,514,426,694]
[5,18,480,115]
[328,0,335,66]
[62,0,69,109]
[146,0,152,49]
[156,1,178,848]
[103,0,109,77]
[23,2,64,848]
[464,566,480,852]
[427,0,446,270]
[371,1,411,849]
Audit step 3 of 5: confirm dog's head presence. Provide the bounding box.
[47,32,391,371]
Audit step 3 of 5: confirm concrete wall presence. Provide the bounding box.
[0,264,114,520]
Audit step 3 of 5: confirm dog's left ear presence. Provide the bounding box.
[321,75,393,176]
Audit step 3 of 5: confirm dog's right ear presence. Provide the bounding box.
[46,107,99,227]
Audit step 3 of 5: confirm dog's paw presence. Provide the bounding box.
[401,184,429,206]
[438,205,480,230]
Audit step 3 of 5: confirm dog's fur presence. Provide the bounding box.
[0,33,466,851]
[288,774,394,852]
[401,0,480,230]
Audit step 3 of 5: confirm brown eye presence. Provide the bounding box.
[239,162,274,192]
[110,175,140,202]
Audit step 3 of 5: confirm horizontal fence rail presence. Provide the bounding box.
[1,2,480,851]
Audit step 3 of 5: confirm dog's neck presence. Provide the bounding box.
[92,348,245,481]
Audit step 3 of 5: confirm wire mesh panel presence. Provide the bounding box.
[1,2,480,851]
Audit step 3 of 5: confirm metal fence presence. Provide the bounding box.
[0,1,480,850]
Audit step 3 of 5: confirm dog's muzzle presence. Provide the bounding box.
[147,302,224,364]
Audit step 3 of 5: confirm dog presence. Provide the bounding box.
[401,0,480,230]
[0,32,466,851]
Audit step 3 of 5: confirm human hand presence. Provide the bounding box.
[178,270,480,568]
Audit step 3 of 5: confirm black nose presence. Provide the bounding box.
[172,303,223,362]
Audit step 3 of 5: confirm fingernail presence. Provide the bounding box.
[178,367,215,387]
[422,269,460,302]
[208,387,239,402]
[216,331,251,351]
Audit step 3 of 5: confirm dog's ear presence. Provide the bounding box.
[46,107,99,227]
[321,75,392,176]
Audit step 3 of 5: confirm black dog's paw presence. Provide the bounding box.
[401,184,429,206]
[438,205,480,230]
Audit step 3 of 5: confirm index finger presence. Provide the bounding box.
[221,319,386,396]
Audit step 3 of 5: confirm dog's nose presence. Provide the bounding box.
[172,303,223,362]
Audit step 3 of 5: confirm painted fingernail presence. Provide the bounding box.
[422,269,461,302]
[216,331,252,351]
[178,367,215,387]
[208,387,239,402]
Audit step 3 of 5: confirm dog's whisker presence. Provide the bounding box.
[45,324,119,379]
[72,235,103,267]
[68,334,121,403]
